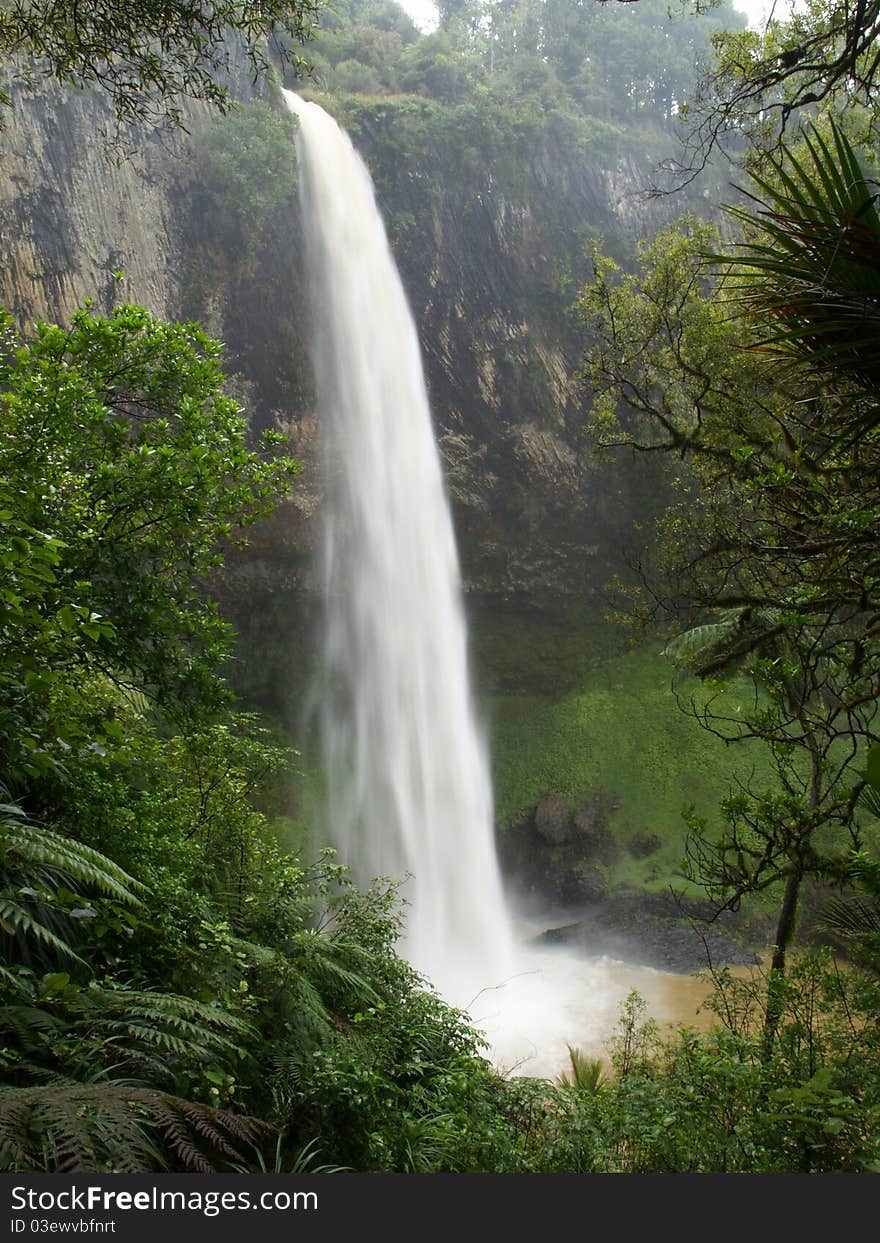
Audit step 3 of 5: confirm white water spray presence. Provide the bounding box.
[284,93,706,1076]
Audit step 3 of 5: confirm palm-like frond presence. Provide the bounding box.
[237,1133,350,1174]
[719,120,880,431]
[821,897,880,937]
[285,1135,350,1174]
[559,1046,607,1093]
[819,835,880,957]
[861,784,880,822]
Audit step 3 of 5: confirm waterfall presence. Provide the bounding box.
[284,91,515,1008]
[282,94,676,1078]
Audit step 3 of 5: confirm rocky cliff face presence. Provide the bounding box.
[1,87,188,326]
[0,46,271,324]
[0,80,680,658]
[338,101,684,601]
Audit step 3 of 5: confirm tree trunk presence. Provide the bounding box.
[763,865,802,1057]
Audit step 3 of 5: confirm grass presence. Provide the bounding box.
[485,638,772,890]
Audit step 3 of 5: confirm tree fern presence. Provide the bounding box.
[662,607,786,678]
[662,609,748,666]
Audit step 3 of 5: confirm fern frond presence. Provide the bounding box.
[0,1004,63,1046]
[0,1082,270,1173]
[1,820,143,904]
[663,607,788,677]
[0,897,86,964]
[302,950,380,1003]
[662,610,747,665]
[66,989,252,1082]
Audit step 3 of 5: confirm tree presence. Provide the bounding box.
[0,0,321,128]
[673,0,880,184]
[579,124,880,1040]
[0,302,298,788]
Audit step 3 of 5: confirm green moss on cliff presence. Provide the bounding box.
[488,640,768,868]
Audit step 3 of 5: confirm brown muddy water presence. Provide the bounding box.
[471,939,760,1081]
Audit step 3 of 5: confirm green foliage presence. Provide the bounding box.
[680,0,880,179]
[0,800,141,974]
[540,956,880,1172]
[0,0,320,130]
[0,291,525,1172]
[187,103,301,271]
[296,0,747,194]
[5,1,880,1177]
[0,303,297,787]
[721,119,880,436]
[819,747,880,967]
[580,139,880,999]
[580,215,771,459]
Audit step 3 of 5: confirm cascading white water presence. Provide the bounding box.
[283,93,713,1076]
[284,91,515,1007]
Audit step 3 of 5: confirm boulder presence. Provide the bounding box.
[534,795,571,844]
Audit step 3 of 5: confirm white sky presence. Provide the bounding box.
[399,0,438,30]
[396,0,789,34]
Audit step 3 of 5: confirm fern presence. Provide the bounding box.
[663,607,790,678]
[1,815,143,903]
[65,988,253,1083]
[0,897,88,964]
[0,1082,270,1173]
[662,610,746,664]
[0,802,143,970]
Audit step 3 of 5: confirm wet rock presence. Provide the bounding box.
[573,794,621,864]
[534,887,760,974]
[534,795,571,845]
[566,864,607,904]
[628,831,661,858]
